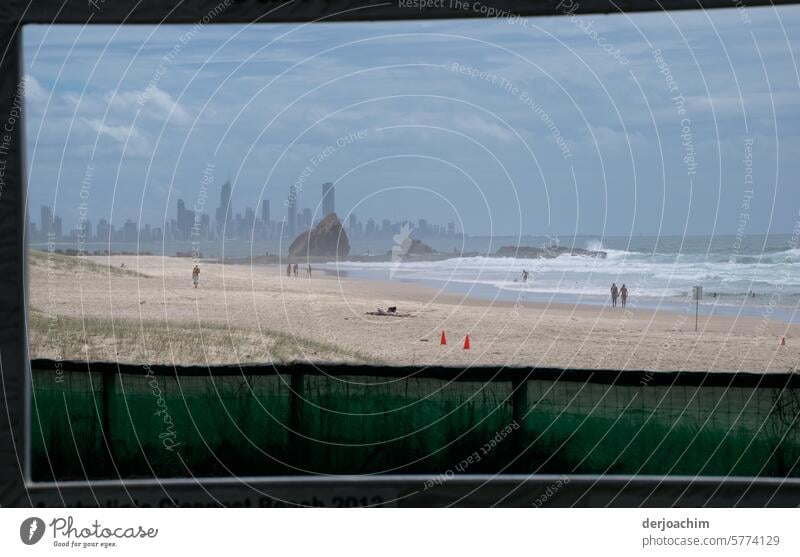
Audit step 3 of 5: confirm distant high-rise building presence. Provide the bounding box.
[322,182,335,217]
[97,218,110,241]
[200,214,211,240]
[179,199,196,241]
[40,205,53,237]
[261,200,270,225]
[302,208,312,231]
[177,199,188,240]
[80,218,93,242]
[245,207,255,233]
[348,213,357,232]
[287,185,297,238]
[123,219,137,242]
[217,181,233,236]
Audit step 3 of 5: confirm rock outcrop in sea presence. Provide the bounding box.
[289,213,351,258]
[387,238,435,259]
[495,245,607,259]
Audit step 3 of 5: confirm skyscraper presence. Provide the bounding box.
[177,198,196,241]
[53,215,63,240]
[177,199,187,239]
[200,213,211,240]
[40,205,53,237]
[217,182,233,237]
[261,199,270,225]
[80,218,93,242]
[322,182,335,217]
[97,218,110,241]
[123,219,137,242]
[245,207,255,232]
[287,185,297,238]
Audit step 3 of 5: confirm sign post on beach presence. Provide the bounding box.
[692,286,702,332]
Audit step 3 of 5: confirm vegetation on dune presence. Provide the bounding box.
[28,249,151,278]
[28,308,379,365]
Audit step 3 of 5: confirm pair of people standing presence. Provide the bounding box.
[285,263,312,278]
[611,282,628,308]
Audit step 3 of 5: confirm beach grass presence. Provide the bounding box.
[28,249,152,279]
[28,308,381,365]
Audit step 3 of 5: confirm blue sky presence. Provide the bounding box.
[23,6,800,237]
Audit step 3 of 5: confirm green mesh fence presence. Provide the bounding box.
[30,361,800,481]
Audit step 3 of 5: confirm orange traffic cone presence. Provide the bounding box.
[463,334,471,350]
[780,336,786,346]
[440,330,447,345]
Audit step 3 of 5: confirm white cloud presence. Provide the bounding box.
[23,74,49,105]
[457,115,516,142]
[108,86,192,125]
[83,118,137,143]
[82,117,152,157]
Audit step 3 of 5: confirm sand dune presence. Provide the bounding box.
[28,252,800,372]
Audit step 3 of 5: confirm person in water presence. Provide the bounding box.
[192,265,200,288]
[610,283,619,307]
[620,284,628,308]
[522,269,529,283]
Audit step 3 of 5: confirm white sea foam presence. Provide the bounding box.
[328,246,800,304]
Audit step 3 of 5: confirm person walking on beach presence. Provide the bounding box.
[610,282,619,307]
[192,265,200,289]
[286,263,292,277]
[620,284,628,308]
[293,263,299,277]
[307,264,312,278]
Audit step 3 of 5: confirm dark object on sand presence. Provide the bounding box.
[367,308,411,317]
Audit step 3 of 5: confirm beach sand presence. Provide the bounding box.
[28,252,800,372]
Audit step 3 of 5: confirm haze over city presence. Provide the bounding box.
[23,8,800,239]
[29,180,460,246]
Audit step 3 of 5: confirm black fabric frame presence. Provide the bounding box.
[2,0,799,507]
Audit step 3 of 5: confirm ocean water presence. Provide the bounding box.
[323,234,800,323]
[31,233,800,322]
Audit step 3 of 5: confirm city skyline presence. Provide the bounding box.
[28,179,461,245]
[23,11,800,238]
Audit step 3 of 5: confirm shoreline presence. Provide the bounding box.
[27,253,800,372]
[316,263,800,325]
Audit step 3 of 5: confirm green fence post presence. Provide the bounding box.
[511,373,530,466]
[288,372,304,469]
[101,369,115,475]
